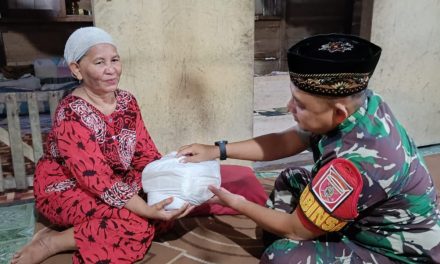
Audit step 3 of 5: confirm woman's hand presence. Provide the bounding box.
[207,185,246,210]
[146,197,195,221]
[177,143,219,163]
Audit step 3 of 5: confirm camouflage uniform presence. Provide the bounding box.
[261,90,440,264]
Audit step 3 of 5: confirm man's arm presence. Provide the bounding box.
[178,125,310,162]
[227,125,310,161]
[208,186,324,240]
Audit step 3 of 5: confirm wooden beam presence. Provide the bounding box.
[27,92,43,162]
[0,32,6,67]
[343,0,356,34]
[48,91,61,121]
[360,0,374,40]
[0,157,4,193]
[0,127,35,162]
[5,93,27,190]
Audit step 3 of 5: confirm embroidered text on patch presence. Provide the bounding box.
[312,165,353,212]
[299,187,347,232]
[319,41,353,53]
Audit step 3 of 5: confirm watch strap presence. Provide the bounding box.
[215,140,228,160]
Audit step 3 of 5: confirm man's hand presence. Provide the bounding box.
[147,197,195,221]
[207,185,246,210]
[177,143,219,163]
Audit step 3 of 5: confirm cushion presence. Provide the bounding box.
[188,164,268,216]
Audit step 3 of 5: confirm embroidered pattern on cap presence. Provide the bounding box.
[289,72,369,96]
[312,164,353,212]
[319,41,354,53]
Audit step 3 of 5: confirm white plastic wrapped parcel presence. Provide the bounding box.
[142,152,221,210]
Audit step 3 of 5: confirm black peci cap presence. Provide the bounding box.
[288,34,382,97]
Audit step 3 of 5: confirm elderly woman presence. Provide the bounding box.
[11,27,193,264]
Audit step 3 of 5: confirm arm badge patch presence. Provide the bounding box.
[312,163,353,212]
[298,158,363,232]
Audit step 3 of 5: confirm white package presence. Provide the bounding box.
[142,152,221,210]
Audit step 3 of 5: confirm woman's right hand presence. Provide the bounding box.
[146,197,195,221]
[176,143,219,163]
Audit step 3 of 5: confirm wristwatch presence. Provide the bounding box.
[214,140,228,160]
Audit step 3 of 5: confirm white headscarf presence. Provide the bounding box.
[64,27,115,64]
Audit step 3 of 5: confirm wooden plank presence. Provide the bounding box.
[0,127,11,146]
[0,90,51,102]
[360,0,374,39]
[0,127,35,162]
[27,92,43,162]
[5,93,27,190]
[343,0,356,34]
[0,157,4,193]
[48,91,61,121]
[255,20,281,60]
[0,32,6,67]
[279,0,288,72]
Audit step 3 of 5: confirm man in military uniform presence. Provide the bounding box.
[177,34,440,263]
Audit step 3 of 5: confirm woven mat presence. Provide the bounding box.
[35,178,276,264]
[6,153,440,263]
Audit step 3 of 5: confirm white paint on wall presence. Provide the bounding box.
[370,0,440,146]
[93,0,255,155]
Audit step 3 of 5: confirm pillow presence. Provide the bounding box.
[188,165,269,216]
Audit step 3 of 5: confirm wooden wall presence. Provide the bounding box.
[0,0,92,66]
[1,1,365,75]
[1,25,78,65]
[255,0,363,75]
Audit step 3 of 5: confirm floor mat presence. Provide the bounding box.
[1,152,439,263]
[34,177,276,264]
[0,202,35,264]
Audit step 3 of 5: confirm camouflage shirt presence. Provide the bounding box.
[310,90,440,263]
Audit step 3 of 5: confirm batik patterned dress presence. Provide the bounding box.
[34,89,162,263]
[261,90,440,263]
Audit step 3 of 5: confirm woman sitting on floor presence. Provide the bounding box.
[11,27,193,264]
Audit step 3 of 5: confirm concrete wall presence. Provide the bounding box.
[93,0,255,155]
[369,0,440,146]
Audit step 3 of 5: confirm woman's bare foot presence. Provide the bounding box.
[10,227,76,264]
[31,227,55,242]
[10,233,55,264]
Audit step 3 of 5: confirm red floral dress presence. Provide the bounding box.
[34,89,162,263]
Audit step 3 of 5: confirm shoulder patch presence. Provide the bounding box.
[298,158,364,233]
[312,158,363,220]
[312,163,353,212]
[298,186,348,232]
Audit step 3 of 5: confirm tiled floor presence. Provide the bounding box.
[0,202,35,264]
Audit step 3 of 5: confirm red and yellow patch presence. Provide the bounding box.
[298,158,363,233]
[312,164,353,212]
[299,186,347,232]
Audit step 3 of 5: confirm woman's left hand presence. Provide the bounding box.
[147,197,195,221]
